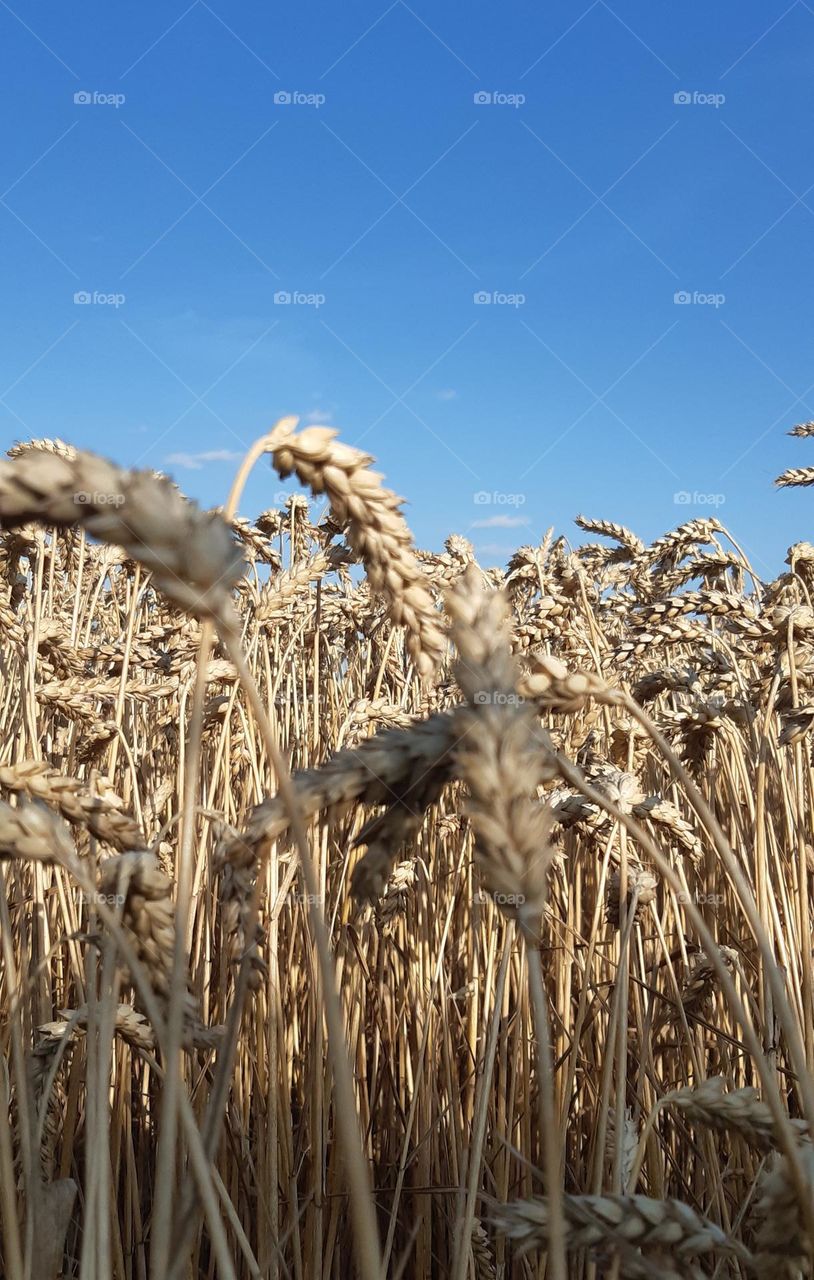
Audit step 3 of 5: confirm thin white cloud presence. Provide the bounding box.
[305,408,333,423]
[435,388,458,401]
[165,449,243,471]
[475,542,514,557]
[472,514,529,529]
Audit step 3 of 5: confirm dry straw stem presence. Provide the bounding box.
[152,430,381,1280]
[0,446,244,617]
[213,618,384,1280]
[201,436,381,1277]
[551,739,814,1218]
[263,416,445,678]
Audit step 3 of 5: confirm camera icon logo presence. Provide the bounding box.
[473,91,492,105]
[674,290,691,304]
[473,291,491,304]
[73,291,91,304]
[674,90,692,105]
[274,91,292,105]
[74,90,92,105]
[273,291,292,304]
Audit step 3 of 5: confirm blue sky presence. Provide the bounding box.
[1,1,813,576]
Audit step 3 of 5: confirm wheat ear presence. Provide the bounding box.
[447,565,556,932]
[0,762,144,851]
[218,709,459,865]
[666,1077,808,1152]
[0,447,244,617]
[264,418,445,677]
[754,1142,814,1275]
[0,799,75,865]
[492,1194,753,1264]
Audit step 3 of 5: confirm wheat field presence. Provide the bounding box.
[1,420,814,1279]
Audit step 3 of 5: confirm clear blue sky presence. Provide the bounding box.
[1,1,813,577]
